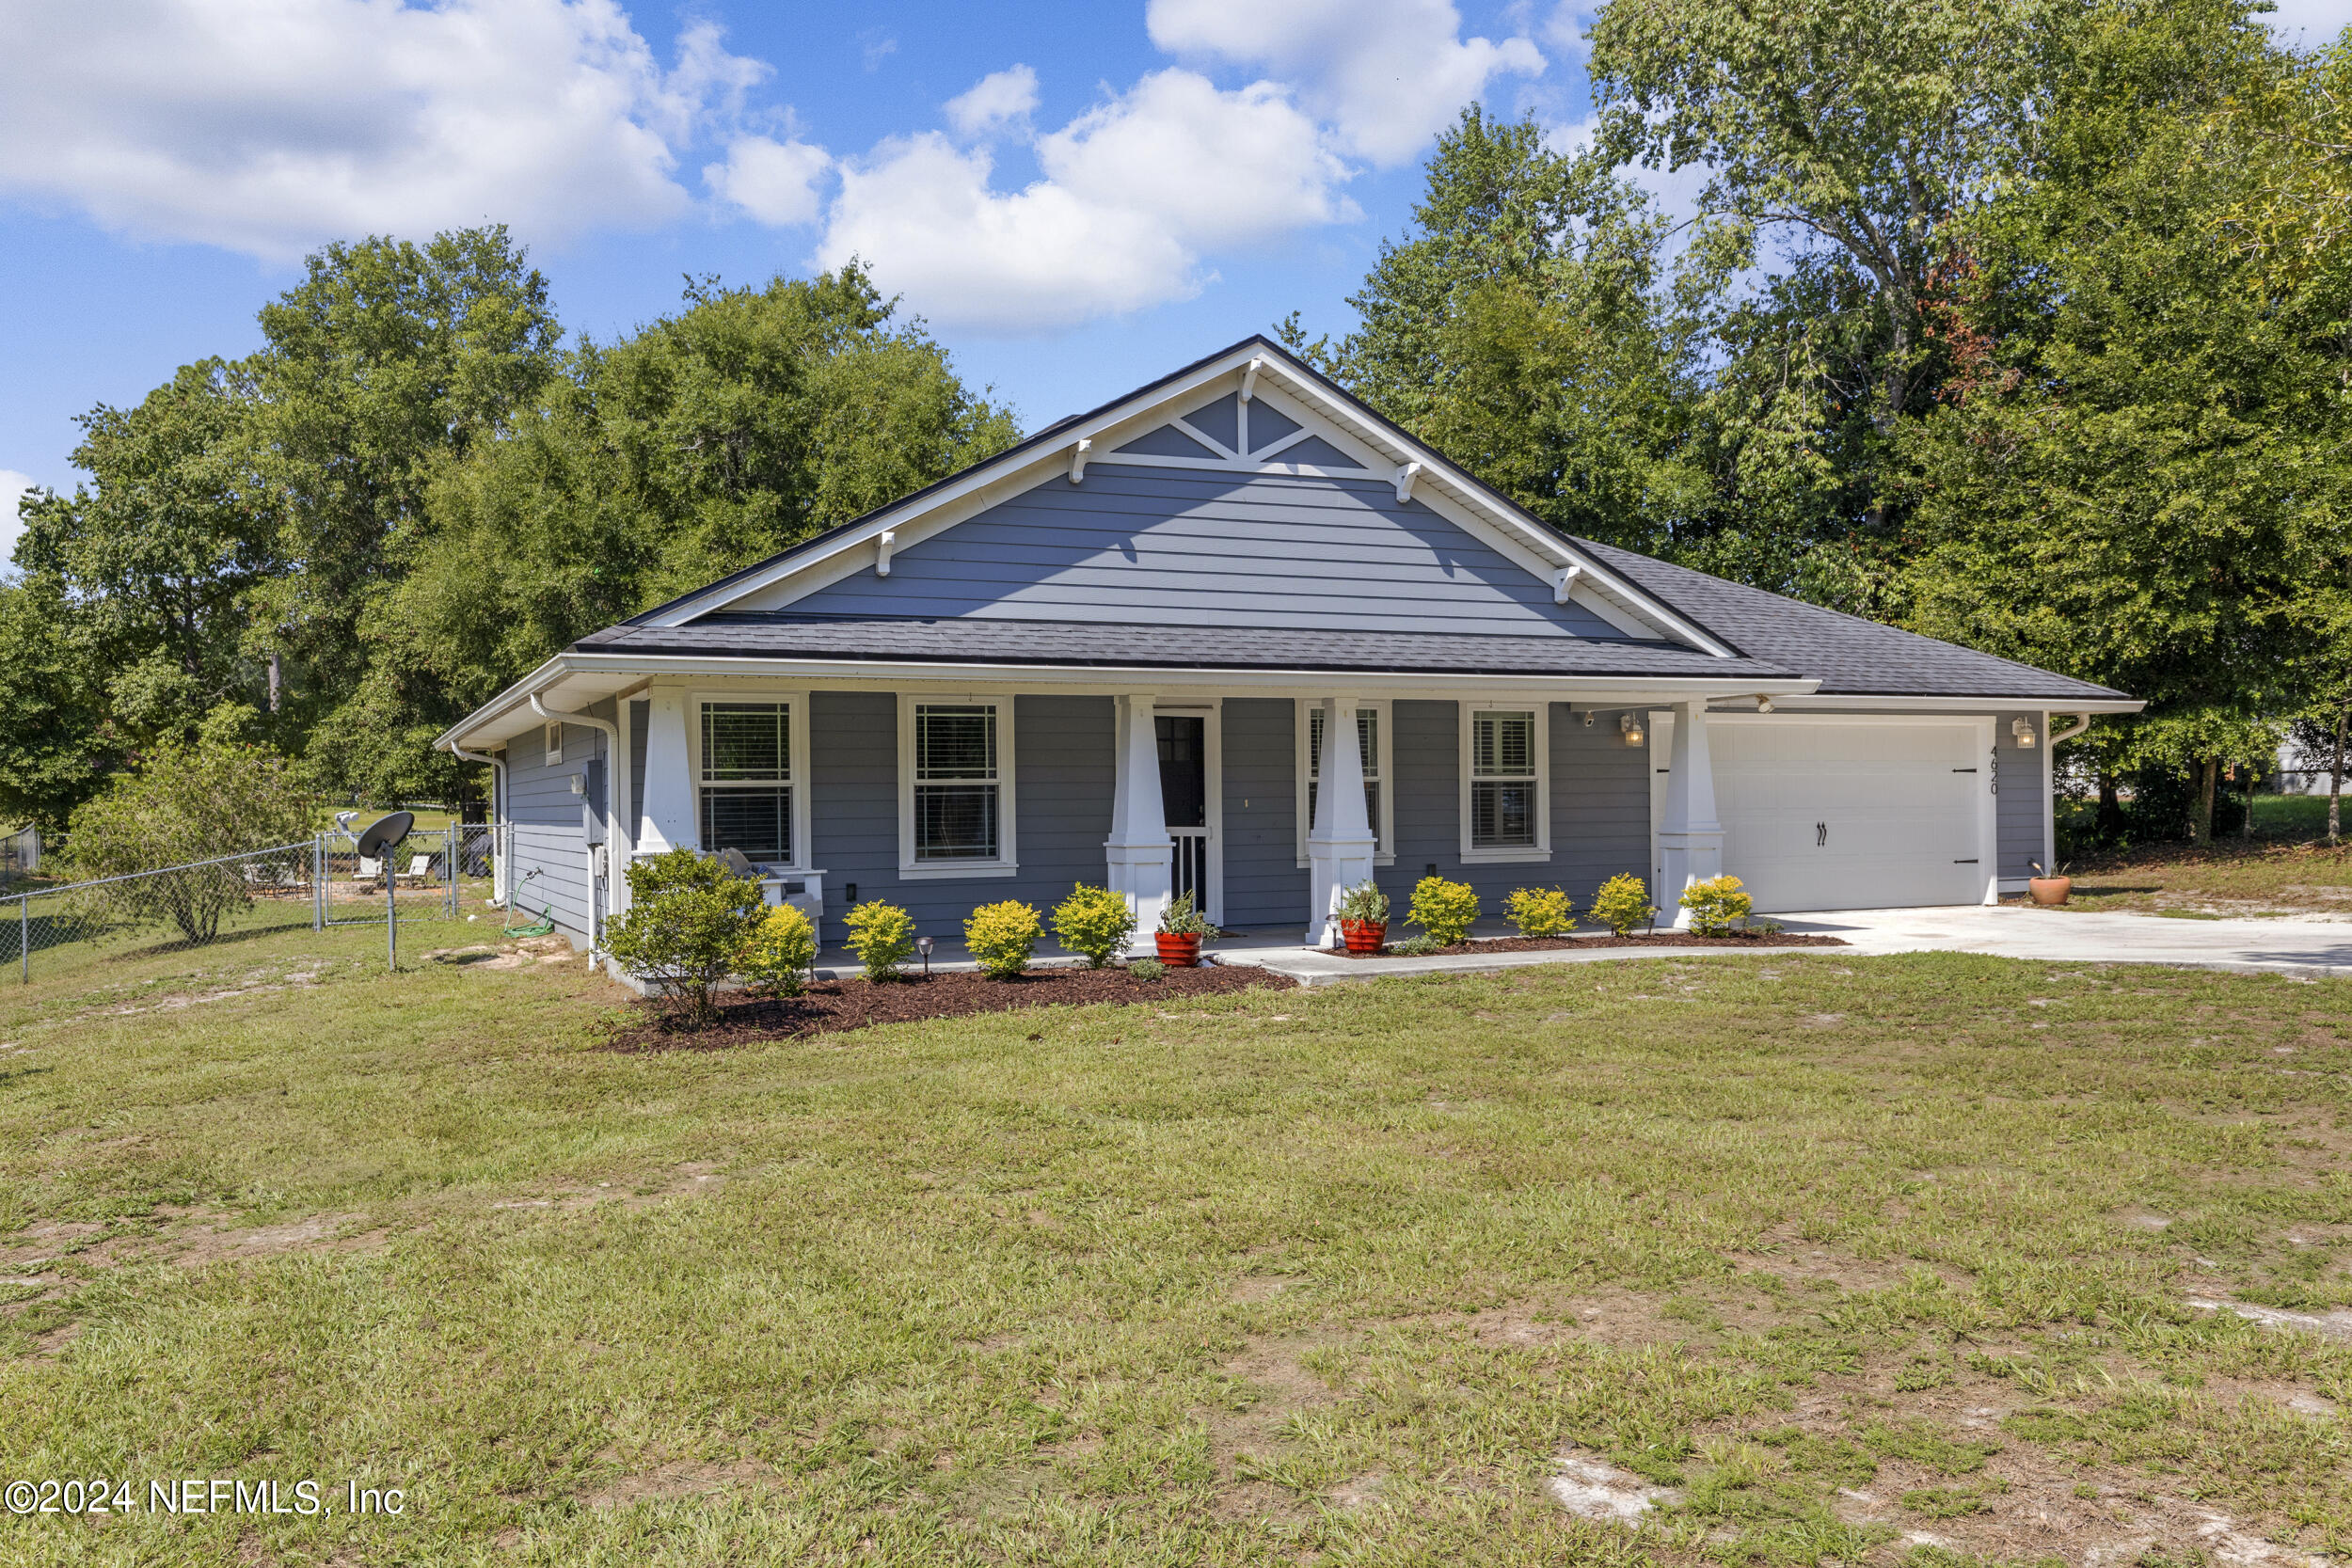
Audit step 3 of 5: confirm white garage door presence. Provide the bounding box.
[1654,720,1993,912]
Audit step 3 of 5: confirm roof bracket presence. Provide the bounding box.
[1553,562,1582,605]
[1392,461,1422,504]
[1239,357,1262,403]
[1069,437,1092,484]
[876,529,896,578]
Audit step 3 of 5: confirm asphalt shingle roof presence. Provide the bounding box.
[1571,538,2131,703]
[578,614,1793,682]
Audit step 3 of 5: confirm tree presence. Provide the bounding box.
[65,739,314,941]
[387,267,1018,743]
[0,581,109,831]
[15,359,277,747]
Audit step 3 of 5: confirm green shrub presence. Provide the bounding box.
[1503,886,1575,938]
[964,899,1041,979]
[604,848,766,1024]
[1591,873,1654,937]
[1678,874,1753,936]
[1406,875,1480,946]
[1388,934,1444,957]
[844,899,918,980]
[1157,890,1212,936]
[1052,883,1135,968]
[1336,879,1389,922]
[1128,958,1167,982]
[737,903,817,998]
[65,737,315,942]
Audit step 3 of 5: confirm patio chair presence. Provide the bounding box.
[397,853,436,887]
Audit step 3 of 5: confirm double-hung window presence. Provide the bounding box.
[1296,701,1392,863]
[900,698,1018,876]
[698,701,796,864]
[1460,704,1549,862]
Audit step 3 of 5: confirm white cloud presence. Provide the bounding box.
[706,135,830,226]
[818,134,1197,332]
[0,0,767,259]
[946,66,1041,137]
[1145,0,1544,164]
[1041,70,1354,247]
[818,70,1354,333]
[0,471,34,576]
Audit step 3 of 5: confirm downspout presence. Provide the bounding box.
[531,692,619,957]
[2049,715,2092,747]
[446,742,508,907]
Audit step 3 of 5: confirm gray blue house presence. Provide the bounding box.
[437,337,2138,956]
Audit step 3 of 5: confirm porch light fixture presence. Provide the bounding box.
[2012,717,2038,749]
[1619,712,1645,746]
[1756,696,1775,714]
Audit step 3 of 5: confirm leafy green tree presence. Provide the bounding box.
[0,580,110,830]
[389,266,1018,732]
[65,738,315,941]
[15,359,276,746]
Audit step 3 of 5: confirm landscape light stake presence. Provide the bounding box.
[917,936,934,979]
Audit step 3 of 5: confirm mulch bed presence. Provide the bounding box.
[1342,930,1849,958]
[600,961,1287,1050]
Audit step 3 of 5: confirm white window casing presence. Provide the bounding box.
[688,691,811,870]
[1459,701,1551,863]
[544,721,563,766]
[898,694,1020,879]
[1295,699,1393,866]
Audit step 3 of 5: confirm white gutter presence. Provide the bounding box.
[445,743,508,906]
[531,691,619,955]
[2049,714,2096,744]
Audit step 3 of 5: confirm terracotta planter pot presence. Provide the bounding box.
[2028,876,2073,907]
[1339,917,1388,955]
[1155,932,1201,967]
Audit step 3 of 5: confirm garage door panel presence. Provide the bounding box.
[1706,721,1987,912]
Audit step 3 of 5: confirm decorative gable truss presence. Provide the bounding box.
[644,341,1737,657]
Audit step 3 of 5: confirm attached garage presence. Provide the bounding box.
[1652,715,1998,913]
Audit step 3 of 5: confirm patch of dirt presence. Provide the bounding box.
[1339,931,1850,958]
[1549,1452,1680,1522]
[597,964,1290,1050]
[2189,1295,2352,1342]
[174,1213,381,1267]
[575,1459,775,1509]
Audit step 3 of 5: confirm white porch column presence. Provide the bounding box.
[1104,693,1173,954]
[1304,695,1378,948]
[637,686,698,856]
[1658,698,1724,927]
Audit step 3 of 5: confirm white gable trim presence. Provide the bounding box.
[644,341,1735,656]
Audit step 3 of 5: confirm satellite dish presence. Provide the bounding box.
[354,811,414,861]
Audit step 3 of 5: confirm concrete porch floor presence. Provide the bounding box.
[808,905,2352,986]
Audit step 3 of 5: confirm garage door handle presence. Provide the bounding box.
[1816,821,1827,847]
[1953,859,1978,864]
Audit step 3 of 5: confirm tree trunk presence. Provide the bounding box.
[2331,705,2345,846]
[2192,758,2217,844]
[2098,770,2122,840]
[2243,763,2255,839]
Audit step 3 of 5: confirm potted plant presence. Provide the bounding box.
[1155,891,1212,966]
[2027,860,2073,906]
[1335,879,1389,953]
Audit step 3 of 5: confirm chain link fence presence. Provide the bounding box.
[4,826,501,983]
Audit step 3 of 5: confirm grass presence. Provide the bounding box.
[2054,792,2352,918]
[2,926,2350,1564]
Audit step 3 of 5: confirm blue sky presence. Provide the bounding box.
[4,0,2347,566]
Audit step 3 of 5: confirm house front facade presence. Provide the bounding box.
[437,337,2139,954]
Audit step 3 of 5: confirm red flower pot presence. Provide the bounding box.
[1340,918,1387,955]
[2028,876,2072,907]
[1155,933,1201,967]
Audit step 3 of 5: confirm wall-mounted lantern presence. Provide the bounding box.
[1620,712,1645,746]
[2011,717,2038,749]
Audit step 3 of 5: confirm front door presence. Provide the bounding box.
[1156,715,1214,920]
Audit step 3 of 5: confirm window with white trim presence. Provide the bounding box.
[1459,702,1550,863]
[544,721,563,766]
[1296,700,1392,863]
[698,701,794,863]
[900,698,1018,875]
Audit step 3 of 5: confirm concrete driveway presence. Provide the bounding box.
[1776,904,2352,976]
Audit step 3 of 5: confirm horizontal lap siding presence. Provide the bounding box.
[504,718,599,942]
[1220,699,1303,928]
[1996,710,2047,881]
[786,466,1627,640]
[1380,703,1649,916]
[808,692,1113,947]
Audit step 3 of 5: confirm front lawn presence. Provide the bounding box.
[2056,792,2352,919]
[2,927,2349,1564]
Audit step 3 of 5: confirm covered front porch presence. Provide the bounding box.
[560,673,1785,953]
